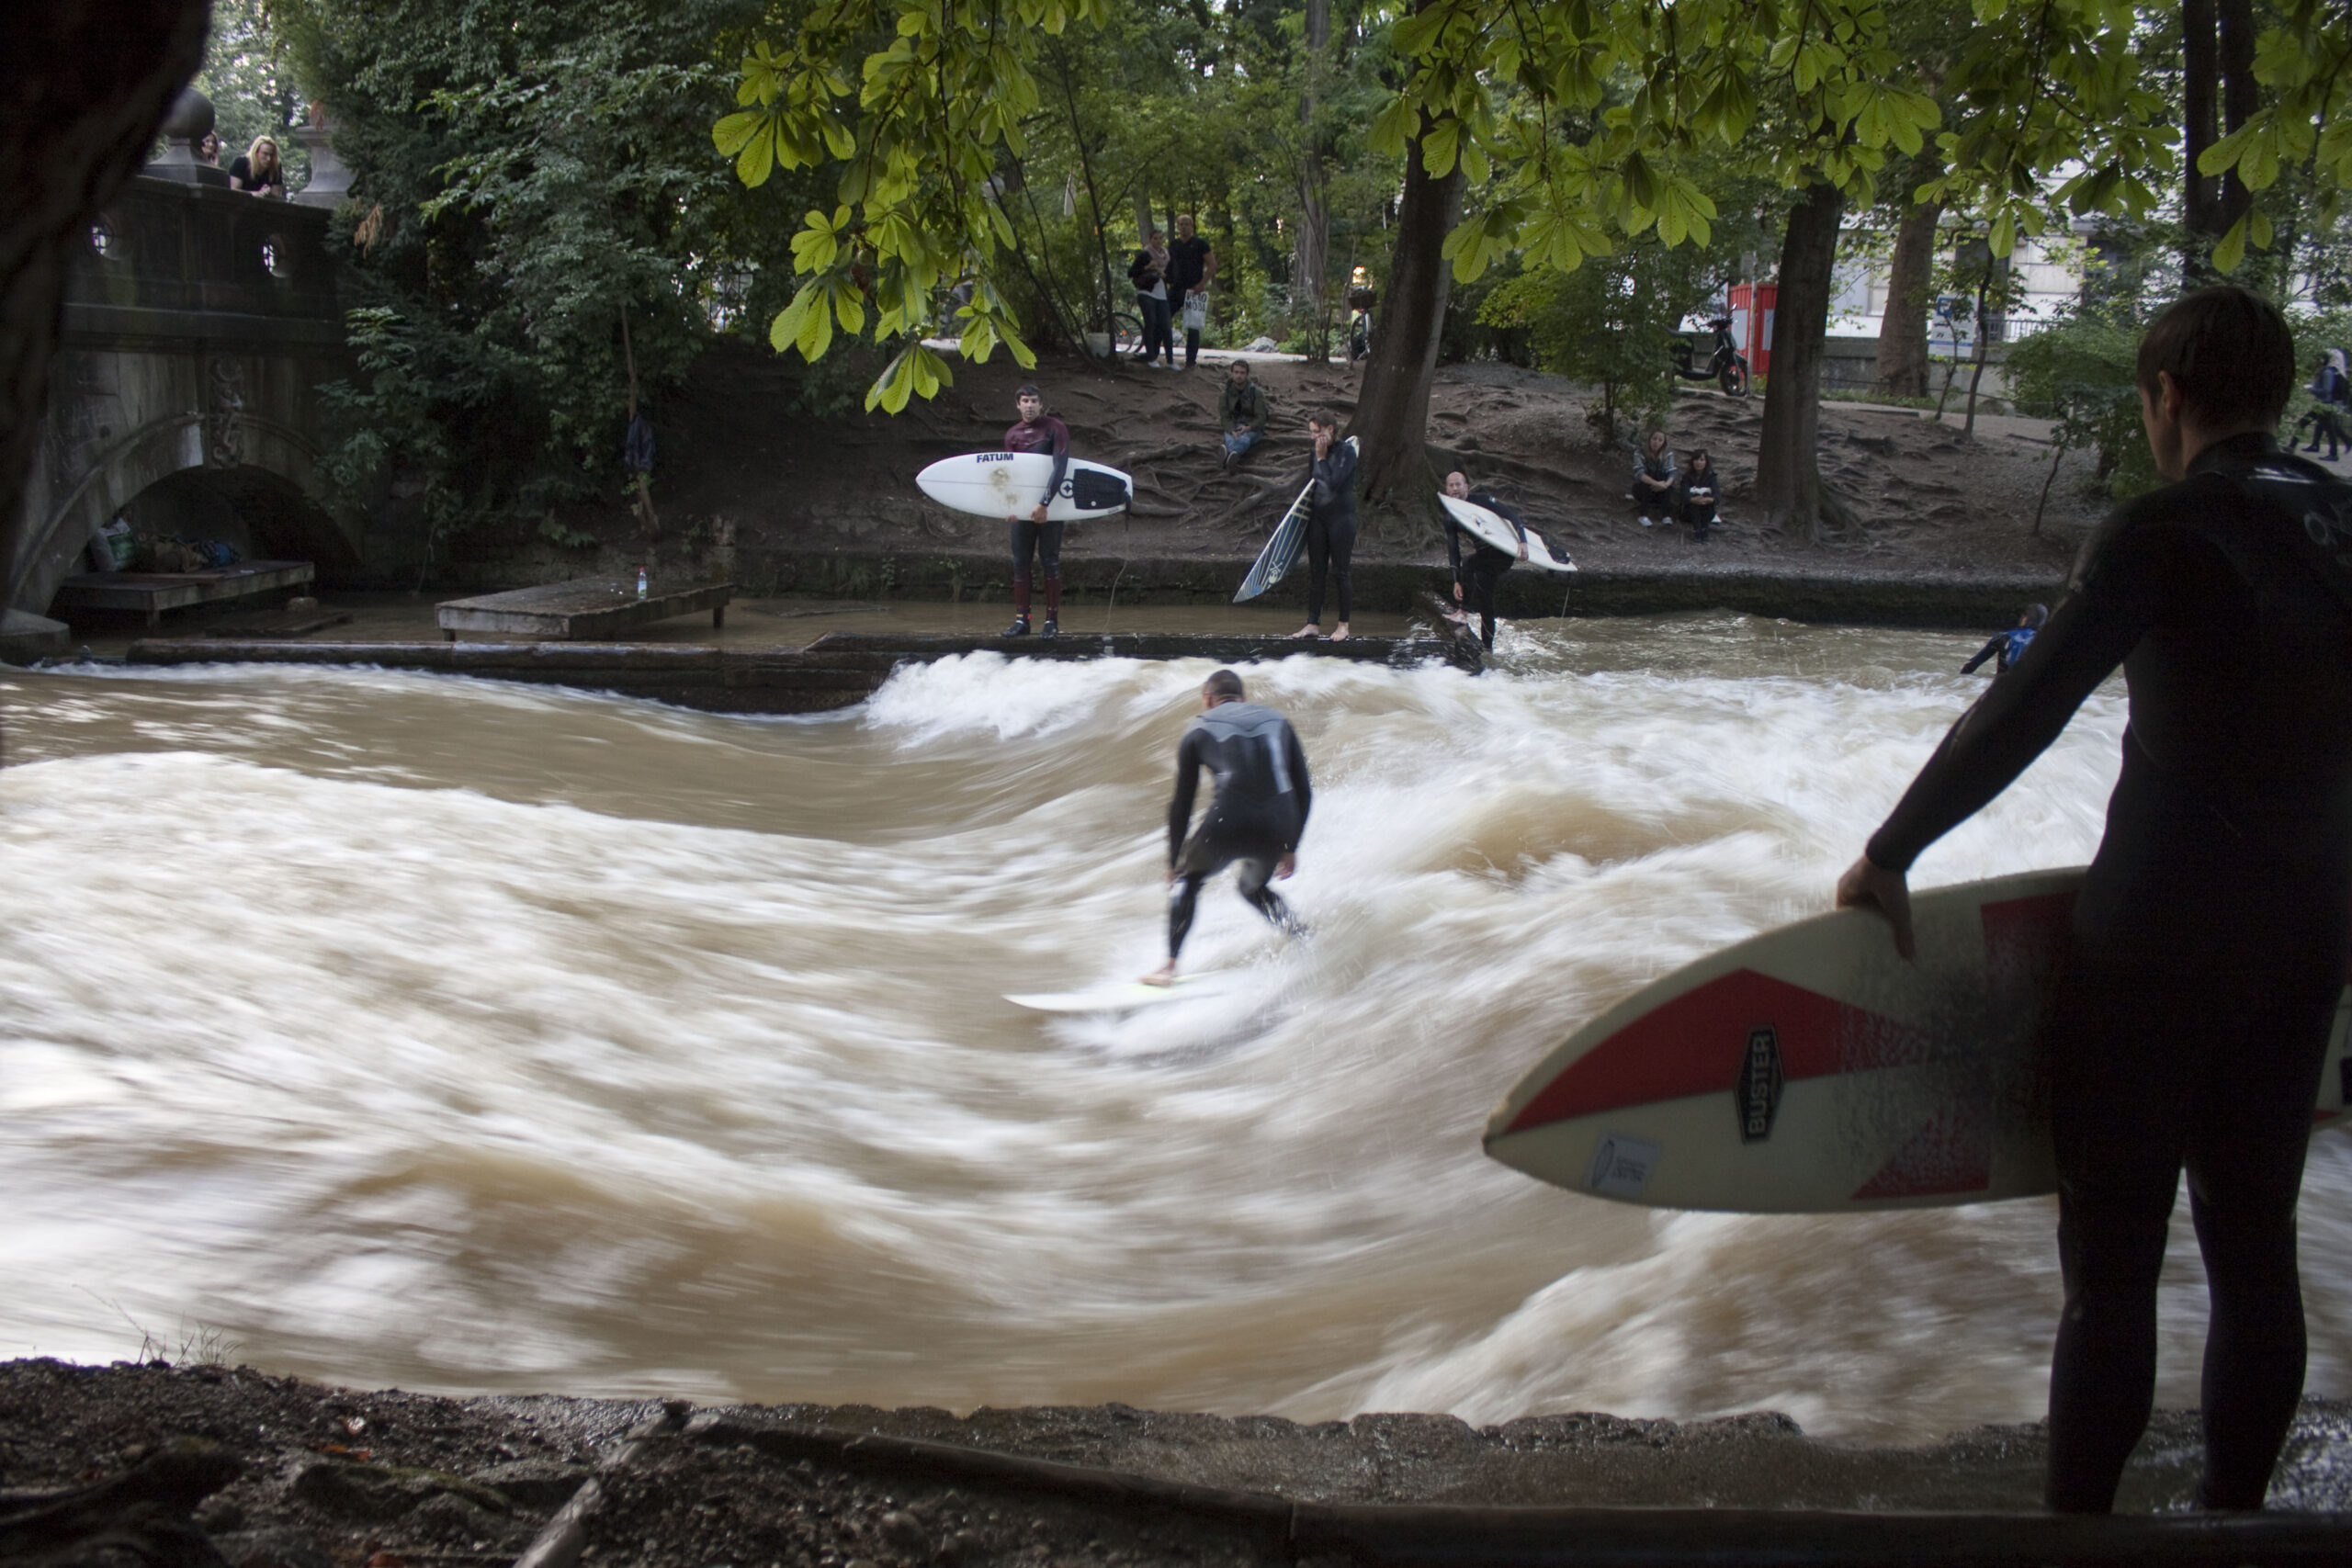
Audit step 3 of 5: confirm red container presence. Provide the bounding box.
[1727,282,1779,380]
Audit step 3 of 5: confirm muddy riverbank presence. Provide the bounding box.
[9,1359,2352,1568]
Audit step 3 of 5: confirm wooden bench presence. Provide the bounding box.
[435,578,733,641]
[49,559,316,627]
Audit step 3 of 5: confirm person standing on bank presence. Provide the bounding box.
[1836,286,2352,1516]
[1292,412,1358,641]
[1442,470,1527,652]
[1002,384,1071,637]
[1163,214,1216,371]
[1143,669,1310,987]
[1129,230,1174,369]
[1217,359,1270,470]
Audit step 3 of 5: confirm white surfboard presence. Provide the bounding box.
[1007,971,1243,1014]
[1483,867,2352,1213]
[1439,492,1576,572]
[918,452,1134,521]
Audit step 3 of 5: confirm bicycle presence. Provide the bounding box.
[1669,315,1751,398]
[1108,308,1147,360]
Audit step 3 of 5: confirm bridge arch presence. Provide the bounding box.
[8,173,357,621]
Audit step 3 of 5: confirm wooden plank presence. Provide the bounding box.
[435,579,733,639]
[51,561,315,626]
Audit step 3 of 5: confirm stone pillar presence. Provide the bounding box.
[291,102,351,209]
[143,86,230,188]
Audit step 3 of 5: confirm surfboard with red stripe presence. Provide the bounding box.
[1482,867,2352,1213]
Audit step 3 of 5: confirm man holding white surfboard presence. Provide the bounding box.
[1002,385,1071,637]
[1837,287,2352,1516]
[1442,470,1528,651]
[1142,669,1310,987]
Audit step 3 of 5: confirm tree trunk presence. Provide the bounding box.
[1871,197,1942,399]
[1293,0,1330,361]
[2217,0,2256,241]
[4,0,210,615]
[2183,0,2220,272]
[1754,181,1850,542]
[1350,122,1464,508]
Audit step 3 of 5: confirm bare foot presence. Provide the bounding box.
[1139,963,1177,987]
[1330,623,1351,641]
[1288,624,1321,639]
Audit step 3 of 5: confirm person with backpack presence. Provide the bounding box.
[2292,348,2347,461]
[1128,230,1174,370]
[1961,604,2049,675]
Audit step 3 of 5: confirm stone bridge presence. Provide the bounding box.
[6,130,355,637]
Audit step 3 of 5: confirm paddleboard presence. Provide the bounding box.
[1439,492,1576,572]
[1483,867,2352,1213]
[1007,971,1241,1014]
[917,452,1133,522]
[1235,438,1356,604]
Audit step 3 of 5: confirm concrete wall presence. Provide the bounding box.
[1817,334,2012,405]
[7,175,356,622]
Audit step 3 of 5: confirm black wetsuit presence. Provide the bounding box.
[1445,491,1525,650]
[1306,440,1358,626]
[1864,434,2352,1513]
[1165,700,1313,959]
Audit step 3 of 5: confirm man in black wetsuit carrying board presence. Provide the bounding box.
[1003,384,1071,637]
[1837,286,2352,1515]
[1143,669,1311,987]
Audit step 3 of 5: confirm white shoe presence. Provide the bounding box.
[1639,515,1654,527]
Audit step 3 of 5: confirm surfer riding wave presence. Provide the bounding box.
[1144,669,1311,987]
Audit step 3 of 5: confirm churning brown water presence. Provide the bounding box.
[5,613,2351,1446]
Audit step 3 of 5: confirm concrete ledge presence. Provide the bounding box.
[0,610,71,665]
[733,547,2063,630]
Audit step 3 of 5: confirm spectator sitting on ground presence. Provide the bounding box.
[1677,449,1720,542]
[1631,429,1677,525]
[230,135,286,198]
[1218,360,1270,471]
[1962,603,2049,675]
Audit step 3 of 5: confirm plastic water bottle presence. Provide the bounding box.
[635,567,648,600]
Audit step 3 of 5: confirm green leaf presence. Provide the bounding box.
[1367,96,1419,159]
[1421,118,1461,178]
[2211,211,2248,274]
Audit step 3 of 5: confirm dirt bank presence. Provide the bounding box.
[9,1360,2352,1568]
[424,343,2125,608]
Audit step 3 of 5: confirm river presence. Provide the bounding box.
[5,613,2349,1447]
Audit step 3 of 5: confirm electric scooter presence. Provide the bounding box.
[1669,316,1751,398]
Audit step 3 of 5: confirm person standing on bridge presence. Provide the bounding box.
[1837,286,2352,1516]
[230,136,286,199]
[1002,384,1071,638]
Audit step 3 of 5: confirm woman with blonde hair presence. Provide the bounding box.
[230,136,286,198]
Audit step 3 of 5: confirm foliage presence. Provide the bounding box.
[1476,214,1760,443]
[2005,303,2154,501]
[2194,0,2352,276]
[272,0,804,539]
[196,0,311,185]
